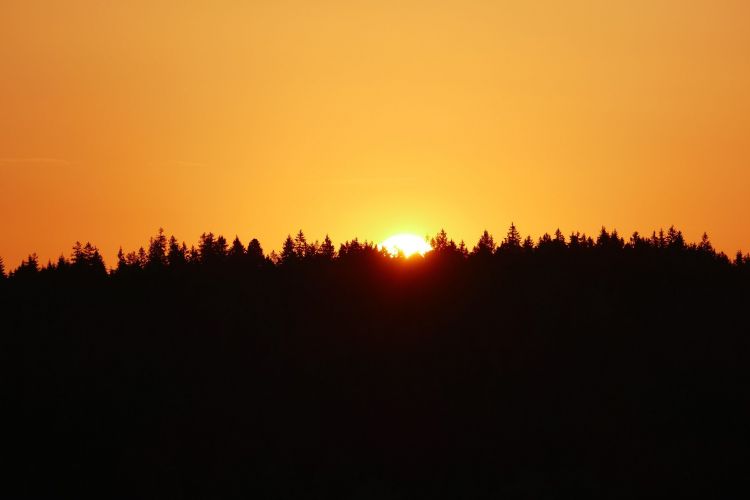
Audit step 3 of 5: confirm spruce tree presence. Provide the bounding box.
[431,229,450,252]
[294,230,308,259]
[229,236,246,259]
[502,223,522,249]
[147,228,168,268]
[247,239,265,265]
[318,235,336,260]
[472,230,496,256]
[280,235,296,264]
[167,237,187,268]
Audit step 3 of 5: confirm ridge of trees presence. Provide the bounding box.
[2,224,749,281]
[4,223,750,498]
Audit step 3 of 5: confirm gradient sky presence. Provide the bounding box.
[2,0,749,268]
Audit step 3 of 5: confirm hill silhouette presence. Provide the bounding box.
[2,225,750,498]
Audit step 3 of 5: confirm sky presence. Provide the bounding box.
[1,0,749,268]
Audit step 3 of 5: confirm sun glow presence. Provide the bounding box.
[380,234,432,257]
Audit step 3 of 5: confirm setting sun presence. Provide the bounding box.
[380,234,432,258]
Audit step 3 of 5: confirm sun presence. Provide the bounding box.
[380,233,432,257]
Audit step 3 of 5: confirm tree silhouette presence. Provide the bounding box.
[12,253,39,279]
[457,240,469,258]
[537,232,553,250]
[553,228,566,247]
[629,231,648,251]
[198,232,228,264]
[167,236,188,268]
[293,230,312,259]
[0,255,5,279]
[499,223,522,252]
[472,230,496,257]
[430,229,450,251]
[666,225,685,250]
[229,236,246,261]
[653,229,667,249]
[56,254,70,272]
[522,235,534,252]
[318,234,336,260]
[247,238,265,266]
[71,241,106,276]
[116,248,128,273]
[697,232,713,253]
[146,228,169,269]
[280,234,296,264]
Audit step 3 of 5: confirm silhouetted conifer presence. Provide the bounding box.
[735,251,744,266]
[698,232,713,254]
[569,231,583,250]
[187,245,199,264]
[216,236,228,258]
[147,228,168,269]
[457,240,469,258]
[629,231,644,250]
[472,230,496,257]
[654,229,667,249]
[596,227,610,248]
[522,236,534,251]
[293,230,311,259]
[431,229,450,252]
[0,256,5,279]
[199,232,228,264]
[428,229,462,263]
[667,226,685,250]
[247,238,265,265]
[13,253,39,279]
[537,232,553,249]
[56,254,69,271]
[280,235,297,264]
[339,238,377,259]
[198,232,215,261]
[137,247,147,268]
[167,237,187,268]
[269,250,280,265]
[318,235,336,260]
[554,228,566,246]
[71,242,106,276]
[229,236,246,260]
[500,223,522,251]
[116,248,128,273]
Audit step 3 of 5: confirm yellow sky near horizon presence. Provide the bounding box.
[1,0,749,268]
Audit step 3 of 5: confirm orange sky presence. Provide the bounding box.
[2,1,749,268]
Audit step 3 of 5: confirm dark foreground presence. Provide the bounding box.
[3,244,750,499]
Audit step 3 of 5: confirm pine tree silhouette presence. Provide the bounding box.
[472,230,496,257]
[280,234,296,264]
[167,236,188,268]
[318,235,336,260]
[500,223,522,252]
[147,228,169,269]
[247,238,265,266]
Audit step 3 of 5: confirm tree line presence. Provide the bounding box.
[4,222,750,498]
[3,224,749,281]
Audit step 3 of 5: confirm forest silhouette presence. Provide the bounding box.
[3,225,750,498]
